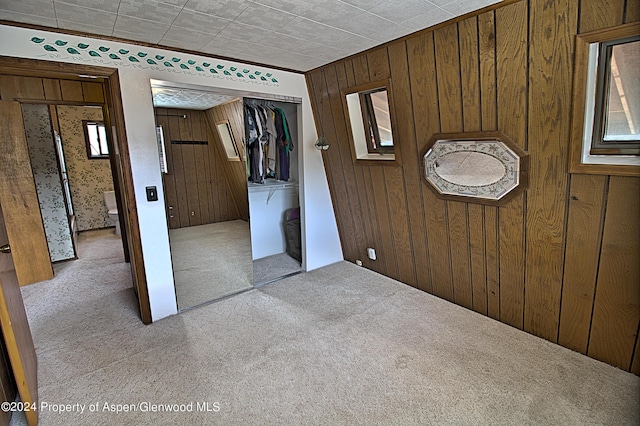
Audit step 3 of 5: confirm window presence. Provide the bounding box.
[590,36,640,154]
[216,120,241,161]
[83,121,109,159]
[569,22,640,176]
[343,79,398,164]
[359,88,393,155]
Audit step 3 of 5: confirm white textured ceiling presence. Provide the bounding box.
[0,0,501,72]
[151,86,237,109]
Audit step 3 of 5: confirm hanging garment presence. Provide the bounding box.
[245,105,263,184]
[274,107,293,181]
[262,106,277,177]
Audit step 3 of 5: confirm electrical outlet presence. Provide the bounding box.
[367,248,376,260]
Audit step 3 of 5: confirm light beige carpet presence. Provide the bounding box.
[14,230,640,425]
[253,252,302,285]
[169,220,253,310]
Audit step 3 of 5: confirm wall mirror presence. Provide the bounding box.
[150,79,253,311]
[342,79,398,164]
[150,79,304,311]
[422,131,528,205]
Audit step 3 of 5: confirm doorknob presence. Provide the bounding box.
[0,244,10,254]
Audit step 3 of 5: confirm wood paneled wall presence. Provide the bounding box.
[203,99,249,221]
[155,108,240,229]
[306,0,640,373]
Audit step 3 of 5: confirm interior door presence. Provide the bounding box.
[0,101,52,286]
[0,204,38,426]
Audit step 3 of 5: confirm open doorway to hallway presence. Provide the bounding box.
[0,56,151,323]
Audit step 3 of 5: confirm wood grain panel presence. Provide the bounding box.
[362,168,385,274]
[468,203,487,315]
[406,32,449,297]
[81,82,104,103]
[197,143,212,225]
[0,76,16,100]
[588,176,640,369]
[158,108,240,228]
[388,40,425,288]
[207,132,222,222]
[448,201,472,309]
[59,80,83,102]
[485,206,499,319]
[478,11,497,131]
[626,0,640,23]
[371,167,398,277]
[558,175,606,353]
[351,55,370,85]
[579,0,625,33]
[524,0,577,341]
[0,101,53,285]
[434,23,463,132]
[458,16,481,132]
[180,119,202,226]
[203,101,247,220]
[384,166,415,286]
[366,47,390,82]
[168,116,189,228]
[42,78,62,100]
[495,0,528,330]
[194,143,210,224]
[0,76,44,101]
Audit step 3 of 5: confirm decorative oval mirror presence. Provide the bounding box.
[435,151,506,186]
[423,131,529,205]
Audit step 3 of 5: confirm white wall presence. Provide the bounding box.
[0,24,343,321]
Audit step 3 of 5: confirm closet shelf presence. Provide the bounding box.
[248,180,298,192]
[249,180,298,204]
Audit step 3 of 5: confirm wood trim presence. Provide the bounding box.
[568,22,640,176]
[103,72,151,323]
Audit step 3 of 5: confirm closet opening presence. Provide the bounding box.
[244,98,302,286]
[150,80,304,311]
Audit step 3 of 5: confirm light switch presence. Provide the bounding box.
[146,186,158,202]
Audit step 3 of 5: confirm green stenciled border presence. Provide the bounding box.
[30,36,279,84]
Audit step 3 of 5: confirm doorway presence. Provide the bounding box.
[0,56,151,324]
